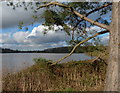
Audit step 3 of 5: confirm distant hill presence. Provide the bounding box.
[1,47,72,53]
[0,46,107,53]
[0,47,43,53]
[0,48,19,53]
[43,46,107,53]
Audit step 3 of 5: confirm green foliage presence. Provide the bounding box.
[18,21,24,29]
[33,58,53,72]
[63,25,71,36]
[75,45,106,53]
[33,57,52,64]
[103,20,109,25]
[42,9,63,26]
[25,27,28,31]
[32,15,38,20]
[63,88,75,91]
[40,2,111,45]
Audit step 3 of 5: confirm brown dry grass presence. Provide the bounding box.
[2,59,107,92]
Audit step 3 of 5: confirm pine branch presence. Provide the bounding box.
[70,3,112,41]
[37,2,110,30]
[72,3,112,30]
[72,10,109,30]
[37,2,70,10]
[51,30,109,65]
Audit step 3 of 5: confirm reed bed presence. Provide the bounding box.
[2,58,107,91]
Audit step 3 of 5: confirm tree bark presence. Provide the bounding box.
[105,2,120,91]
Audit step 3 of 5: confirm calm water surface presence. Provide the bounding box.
[1,53,94,75]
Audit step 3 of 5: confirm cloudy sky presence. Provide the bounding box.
[0,2,110,51]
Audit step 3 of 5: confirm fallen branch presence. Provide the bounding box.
[51,30,109,65]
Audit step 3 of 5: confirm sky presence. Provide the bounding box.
[0,2,110,51]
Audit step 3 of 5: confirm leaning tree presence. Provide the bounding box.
[6,1,119,91]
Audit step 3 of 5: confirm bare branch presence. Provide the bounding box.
[51,30,109,65]
[37,2,110,30]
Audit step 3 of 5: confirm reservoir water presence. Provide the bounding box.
[1,53,94,75]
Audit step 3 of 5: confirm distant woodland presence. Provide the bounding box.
[0,46,107,53]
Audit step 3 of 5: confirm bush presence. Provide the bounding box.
[33,57,52,64]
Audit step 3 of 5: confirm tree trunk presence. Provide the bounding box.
[105,2,120,91]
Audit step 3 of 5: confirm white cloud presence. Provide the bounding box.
[0,33,16,44]
[1,25,109,50]
[1,25,70,50]
[2,41,68,51]
[13,31,29,44]
[26,25,69,44]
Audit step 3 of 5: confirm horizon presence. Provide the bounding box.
[0,45,108,52]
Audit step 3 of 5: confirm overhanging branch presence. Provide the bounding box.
[51,30,109,65]
[72,3,112,30]
[37,2,110,31]
[72,10,110,30]
[68,3,112,41]
[37,2,70,10]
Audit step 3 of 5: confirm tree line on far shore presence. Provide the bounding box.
[0,45,107,53]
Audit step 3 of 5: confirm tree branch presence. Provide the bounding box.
[86,3,112,16]
[37,2,110,30]
[72,10,109,30]
[37,2,70,10]
[69,3,112,42]
[72,3,112,30]
[51,30,109,65]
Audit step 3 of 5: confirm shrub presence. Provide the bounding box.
[33,57,52,64]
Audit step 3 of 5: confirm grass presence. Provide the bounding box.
[2,57,107,91]
[85,46,109,62]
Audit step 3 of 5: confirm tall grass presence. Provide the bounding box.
[2,58,107,91]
